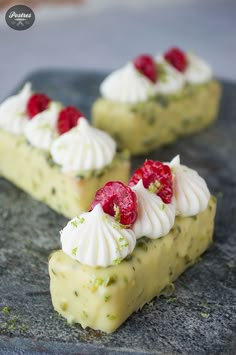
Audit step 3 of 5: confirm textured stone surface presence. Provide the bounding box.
[0,71,235,354]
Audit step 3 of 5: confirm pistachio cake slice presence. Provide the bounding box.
[49,156,216,333]
[0,84,129,218]
[92,47,221,155]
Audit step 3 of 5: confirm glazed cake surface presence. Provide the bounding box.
[92,80,221,155]
[49,196,216,333]
[0,129,129,218]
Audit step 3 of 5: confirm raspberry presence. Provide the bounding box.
[57,106,84,135]
[90,181,137,227]
[133,54,158,83]
[129,160,173,204]
[164,47,188,72]
[27,93,51,119]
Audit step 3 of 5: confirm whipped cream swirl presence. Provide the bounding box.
[24,102,61,151]
[51,118,116,173]
[154,56,185,94]
[0,83,32,135]
[131,180,176,239]
[185,53,212,84]
[61,204,136,267]
[100,62,155,103]
[168,155,210,216]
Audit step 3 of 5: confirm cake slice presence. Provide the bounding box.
[92,47,221,155]
[0,84,129,218]
[49,156,216,333]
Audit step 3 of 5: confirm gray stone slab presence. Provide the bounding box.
[0,70,235,354]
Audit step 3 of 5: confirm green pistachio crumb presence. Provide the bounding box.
[60,302,68,311]
[114,205,121,223]
[72,247,78,256]
[106,314,116,320]
[1,306,10,315]
[78,216,85,224]
[113,257,122,265]
[166,297,177,303]
[51,268,57,276]
[148,180,162,194]
[104,295,111,302]
[104,275,117,287]
[200,312,210,319]
[112,222,126,231]
[116,237,129,252]
[51,187,56,195]
[74,291,79,297]
[71,220,79,228]
[89,277,104,292]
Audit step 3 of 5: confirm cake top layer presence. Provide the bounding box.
[60,156,211,267]
[0,83,117,174]
[100,47,213,103]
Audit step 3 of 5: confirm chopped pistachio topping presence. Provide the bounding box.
[116,236,129,252]
[77,216,85,224]
[114,205,121,223]
[60,302,68,311]
[106,314,116,320]
[112,222,126,231]
[200,312,210,319]
[71,217,85,227]
[148,180,162,194]
[1,306,10,315]
[88,275,118,290]
[51,268,57,276]
[71,247,78,256]
[70,220,79,228]
[113,257,122,265]
[104,295,111,302]
[166,297,177,303]
[104,275,117,286]
[161,203,166,211]
[89,277,104,292]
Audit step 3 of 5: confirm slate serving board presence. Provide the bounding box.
[0,70,235,355]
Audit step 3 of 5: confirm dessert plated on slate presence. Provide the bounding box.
[0,83,130,218]
[92,47,221,155]
[49,155,216,333]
